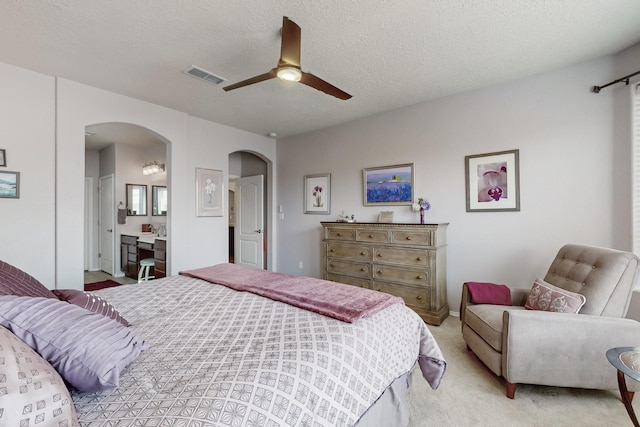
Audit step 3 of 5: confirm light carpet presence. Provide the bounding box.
[407,316,634,426]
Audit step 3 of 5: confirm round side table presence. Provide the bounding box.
[607,347,640,427]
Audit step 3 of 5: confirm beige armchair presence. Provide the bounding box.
[461,244,640,398]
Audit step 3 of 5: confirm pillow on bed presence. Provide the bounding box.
[525,278,586,314]
[0,295,149,392]
[53,289,130,326]
[0,325,79,426]
[0,259,56,299]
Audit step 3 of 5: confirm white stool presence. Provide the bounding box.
[138,258,155,283]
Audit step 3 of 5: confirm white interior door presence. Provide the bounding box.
[99,174,115,275]
[235,175,264,269]
[84,177,93,271]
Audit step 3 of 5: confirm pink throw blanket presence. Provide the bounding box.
[179,263,404,323]
[466,281,512,305]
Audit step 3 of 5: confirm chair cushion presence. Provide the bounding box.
[525,278,586,313]
[464,305,527,352]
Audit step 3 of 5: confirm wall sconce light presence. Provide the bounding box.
[142,161,165,175]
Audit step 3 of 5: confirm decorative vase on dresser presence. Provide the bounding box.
[321,222,449,325]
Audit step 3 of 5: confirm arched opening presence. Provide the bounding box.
[228,150,269,269]
[84,122,170,285]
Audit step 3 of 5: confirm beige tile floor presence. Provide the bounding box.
[84,270,137,285]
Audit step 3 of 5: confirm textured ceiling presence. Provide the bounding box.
[2,1,640,141]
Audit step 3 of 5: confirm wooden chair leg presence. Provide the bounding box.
[506,382,516,399]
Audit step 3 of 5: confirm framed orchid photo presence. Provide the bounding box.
[465,149,520,212]
[196,167,224,217]
[304,173,331,214]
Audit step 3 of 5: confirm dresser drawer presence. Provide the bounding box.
[373,247,430,268]
[327,273,371,289]
[375,281,431,310]
[326,243,371,261]
[390,230,432,246]
[121,235,138,246]
[325,227,356,241]
[356,229,388,243]
[373,264,428,286]
[138,241,153,251]
[327,259,370,278]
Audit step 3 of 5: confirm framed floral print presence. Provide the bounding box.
[465,149,520,212]
[304,173,330,214]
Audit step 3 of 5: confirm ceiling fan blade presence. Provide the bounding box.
[223,69,277,92]
[279,16,301,67]
[300,72,352,100]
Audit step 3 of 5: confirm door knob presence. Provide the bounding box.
[254,229,263,234]
[107,229,113,232]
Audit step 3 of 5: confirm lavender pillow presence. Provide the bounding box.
[0,295,149,392]
[53,289,129,326]
[525,278,586,314]
[0,259,57,299]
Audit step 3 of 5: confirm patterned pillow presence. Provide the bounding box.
[525,278,586,314]
[52,289,129,326]
[0,295,149,392]
[0,259,57,299]
[0,325,79,426]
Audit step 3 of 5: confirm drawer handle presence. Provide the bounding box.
[360,268,366,272]
[368,234,373,238]
[337,233,342,236]
[360,251,366,256]
[416,257,423,261]
[330,249,335,252]
[417,275,424,280]
[406,236,412,240]
[416,295,423,300]
[377,270,383,275]
[376,288,381,292]
[377,253,383,257]
[330,263,335,267]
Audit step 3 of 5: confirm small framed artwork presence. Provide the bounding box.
[363,163,414,206]
[196,168,224,217]
[304,173,331,214]
[378,211,394,223]
[465,149,520,212]
[0,149,6,167]
[0,171,20,198]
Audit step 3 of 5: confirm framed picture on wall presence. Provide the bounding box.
[304,173,331,214]
[465,149,520,212]
[0,149,6,167]
[196,168,224,217]
[363,163,414,206]
[0,171,20,198]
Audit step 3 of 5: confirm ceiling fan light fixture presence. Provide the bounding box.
[277,67,302,82]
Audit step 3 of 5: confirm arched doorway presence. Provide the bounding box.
[84,122,169,283]
[228,151,268,269]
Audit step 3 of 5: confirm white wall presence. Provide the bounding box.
[0,64,276,290]
[276,51,638,314]
[0,63,55,286]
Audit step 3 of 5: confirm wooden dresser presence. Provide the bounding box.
[321,222,449,325]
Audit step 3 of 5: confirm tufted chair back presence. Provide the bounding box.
[543,244,639,317]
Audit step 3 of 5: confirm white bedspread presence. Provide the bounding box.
[72,275,445,426]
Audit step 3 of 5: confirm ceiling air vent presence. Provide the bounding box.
[183,65,226,86]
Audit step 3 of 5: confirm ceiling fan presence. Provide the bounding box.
[223,16,352,100]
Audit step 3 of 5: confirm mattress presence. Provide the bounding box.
[71,274,445,426]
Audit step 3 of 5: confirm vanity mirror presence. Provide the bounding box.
[152,185,168,216]
[126,184,147,216]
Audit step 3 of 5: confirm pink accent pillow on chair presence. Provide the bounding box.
[466,282,512,305]
[525,278,586,314]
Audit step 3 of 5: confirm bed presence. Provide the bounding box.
[0,261,446,427]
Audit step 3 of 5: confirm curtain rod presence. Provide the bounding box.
[592,69,640,93]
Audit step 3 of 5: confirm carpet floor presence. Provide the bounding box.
[407,316,634,426]
[84,279,122,292]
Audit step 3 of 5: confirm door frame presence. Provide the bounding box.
[84,177,94,271]
[98,174,115,276]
